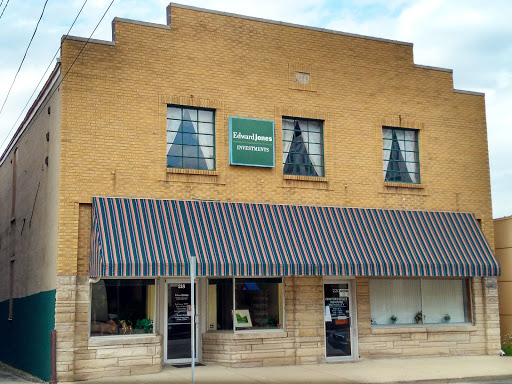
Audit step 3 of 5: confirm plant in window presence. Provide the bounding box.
[370,279,471,326]
[443,314,451,323]
[390,315,397,324]
[135,318,153,333]
[260,315,279,328]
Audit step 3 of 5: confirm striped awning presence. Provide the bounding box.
[90,197,500,277]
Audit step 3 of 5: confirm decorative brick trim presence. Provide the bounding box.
[166,168,219,176]
[283,174,328,183]
[160,95,223,110]
[288,63,316,92]
[383,182,424,189]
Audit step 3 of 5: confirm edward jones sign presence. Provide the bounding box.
[229,117,275,167]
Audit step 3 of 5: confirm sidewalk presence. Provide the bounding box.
[75,356,512,384]
[0,362,41,384]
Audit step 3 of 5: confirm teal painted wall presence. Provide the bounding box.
[0,290,56,382]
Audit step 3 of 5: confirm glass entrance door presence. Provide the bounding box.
[324,282,353,359]
[166,282,196,363]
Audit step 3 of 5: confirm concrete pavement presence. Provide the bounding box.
[2,356,512,383]
[0,362,41,383]
[74,356,512,384]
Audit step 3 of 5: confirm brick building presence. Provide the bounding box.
[494,216,512,339]
[0,3,501,382]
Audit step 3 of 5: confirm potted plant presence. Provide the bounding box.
[135,318,153,333]
[390,315,397,324]
[443,314,451,323]
[414,311,423,324]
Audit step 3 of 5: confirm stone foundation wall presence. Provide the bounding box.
[202,276,325,367]
[356,277,502,357]
[203,331,297,367]
[203,276,501,368]
[73,335,162,381]
[55,276,162,382]
[55,275,501,380]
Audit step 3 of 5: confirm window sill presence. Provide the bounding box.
[384,181,423,189]
[165,168,221,184]
[204,330,288,340]
[283,174,327,183]
[167,168,218,176]
[370,323,476,334]
[88,334,161,347]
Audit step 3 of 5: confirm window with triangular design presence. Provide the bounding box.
[167,106,215,171]
[283,118,324,177]
[383,127,419,184]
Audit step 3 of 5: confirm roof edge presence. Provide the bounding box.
[168,3,413,47]
[113,17,170,30]
[494,214,512,222]
[454,89,485,97]
[414,64,453,73]
[62,35,115,46]
[0,63,61,166]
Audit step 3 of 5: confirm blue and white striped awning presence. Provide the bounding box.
[90,197,500,277]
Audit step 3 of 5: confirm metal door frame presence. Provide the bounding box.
[164,278,200,364]
[323,277,359,362]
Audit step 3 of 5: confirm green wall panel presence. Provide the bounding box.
[0,290,56,382]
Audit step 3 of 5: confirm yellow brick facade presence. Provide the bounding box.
[495,216,512,340]
[25,3,501,382]
[58,7,493,277]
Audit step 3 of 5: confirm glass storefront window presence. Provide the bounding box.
[208,278,233,331]
[235,278,282,330]
[208,278,284,331]
[90,279,155,336]
[369,279,421,326]
[369,278,471,326]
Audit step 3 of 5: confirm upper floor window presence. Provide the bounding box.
[383,127,419,183]
[283,117,324,177]
[167,106,215,171]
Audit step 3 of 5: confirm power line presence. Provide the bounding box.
[60,0,114,84]
[0,0,9,20]
[0,0,116,153]
[0,0,49,115]
[5,0,89,141]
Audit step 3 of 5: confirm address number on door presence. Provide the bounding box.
[178,284,186,289]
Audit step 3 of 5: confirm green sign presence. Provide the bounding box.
[229,117,274,167]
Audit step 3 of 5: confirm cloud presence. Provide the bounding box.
[0,0,510,218]
[323,0,512,218]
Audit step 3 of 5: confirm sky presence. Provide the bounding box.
[0,0,510,218]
